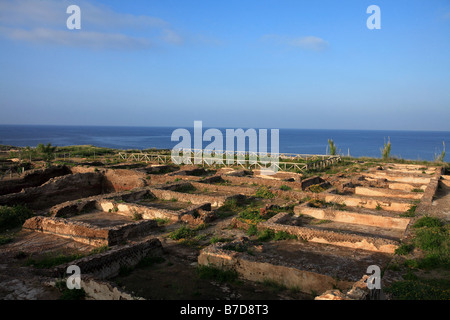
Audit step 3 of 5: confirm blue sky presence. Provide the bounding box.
[0,0,449,130]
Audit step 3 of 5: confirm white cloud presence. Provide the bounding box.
[262,34,329,52]
[0,27,151,50]
[0,0,181,50]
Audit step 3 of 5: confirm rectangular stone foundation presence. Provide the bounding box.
[258,212,399,253]
[22,216,157,247]
[295,204,410,230]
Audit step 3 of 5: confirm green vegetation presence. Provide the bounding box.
[36,143,57,162]
[255,186,275,199]
[216,198,240,218]
[25,252,85,269]
[246,224,258,236]
[413,216,443,229]
[309,184,325,193]
[209,236,233,244]
[196,265,239,283]
[131,211,143,221]
[256,229,275,242]
[387,216,449,300]
[394,244,414,256]
[310,219,332,225]
[89,245,109,255]
[279,185,292,191]
[168,225,197,240]
[381,137,392,160]
[55,280,86,300]
[174,184,196,193]
[0,235,13,245]
[328,139,337,156]
[385,279,450,300]
[155,218,170,226]
[434,141,446,163]
[400,204,417,217]
[411,188,424,193]
[0,205,34,232]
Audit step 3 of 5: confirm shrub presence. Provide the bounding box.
[255,186,275,199]
[209,236,232,244]
[395,243,414,256]
[381,137,391,160]
[168,225,196,240]
[280,185,292,191]
[309,184,325,193]
[0,205,34,232]
[257,229,275,242]
[328,139,337,156]
[273,231,297,241]
[196,265,238,283]
[246,224,258,236]
[413,216,443,229]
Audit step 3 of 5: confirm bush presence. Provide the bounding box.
[413,216,443,229]
[385,279,450,300]
[273,231,297,241]
[168,225,197,240]
[257,229,275,242]
[0,205,34,232]
[395,244,414,256]
[381,137,391,160]
[328,139,337,156]
[255,186,275,199]
[196,265,238,283]
[280,185,292,191]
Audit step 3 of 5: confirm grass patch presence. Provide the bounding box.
[0,205,34,232]
[404,217,449,270]
[255,186,275,199]
[216,199,242,218]
[209,236,233,244]
[168,225,197,240]
[26,252,85,269]
[413,216,443,229]
[155,218,170,226]
[273,230,297,241]
[395,244,414,256]
[279,185,292,191]
[0,235,13,245]
[411,188,424,193]
[196,265,239,283]
[309,184,325,193]
[131,211,143,221]
[385,279,450,300]
[55,280,86,300]
[310,219,332,225]
[246,224,258,236]
[89,245,109,255]
[400,204,417,217]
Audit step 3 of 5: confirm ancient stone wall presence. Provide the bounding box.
[53,238,163,279]
[0,172,103,209]
[0,166,71,196]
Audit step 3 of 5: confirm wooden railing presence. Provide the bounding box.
[117,150,341,173]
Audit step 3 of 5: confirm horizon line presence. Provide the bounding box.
[1,123,449,133]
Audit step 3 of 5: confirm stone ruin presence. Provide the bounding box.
[0,161,445,300]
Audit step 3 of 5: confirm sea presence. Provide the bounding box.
[0,125,448,162]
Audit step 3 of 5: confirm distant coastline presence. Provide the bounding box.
[0,125,448,162]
